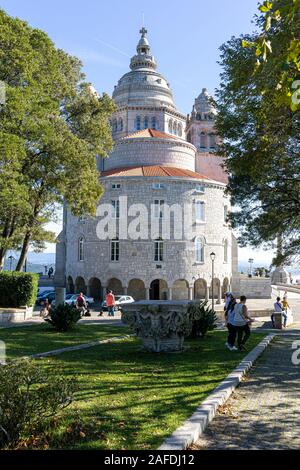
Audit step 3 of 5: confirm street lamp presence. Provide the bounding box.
[248,258,254,278]
[8,255,14,271]
[210,252,216,311]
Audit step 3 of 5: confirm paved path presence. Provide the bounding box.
[192,334,300,450]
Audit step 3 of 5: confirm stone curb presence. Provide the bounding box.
[158,333,276,450]
[27,335,134,359]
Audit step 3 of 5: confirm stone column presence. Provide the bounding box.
[168,288,172,300]
[205,286,209,301]
[123,286,128,295]
[55,287,66,306]
[188,286,193,300]
[146,288,150,300]
[102,286,107,300]
[217,284,222,304]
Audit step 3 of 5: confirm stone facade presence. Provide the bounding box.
[55,27,239,303]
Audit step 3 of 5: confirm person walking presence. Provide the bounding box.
[75,292,87,317]
[225,294,238,351]
[281,295,290,328]
[232,295,253,351]
[106,290,116,317]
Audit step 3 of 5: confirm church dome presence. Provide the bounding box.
[112,28,176,110]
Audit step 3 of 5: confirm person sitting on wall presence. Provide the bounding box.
[271,297,284,327]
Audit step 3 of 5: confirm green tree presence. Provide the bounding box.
[0,10,115,270]
[215,1,300,266]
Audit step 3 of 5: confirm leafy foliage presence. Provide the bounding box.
[0,271,38,307]
[187,301,218,338]
[215,3,300,265]
[45,303,81,331]
[0,359,78,448]
[0,9,116,269]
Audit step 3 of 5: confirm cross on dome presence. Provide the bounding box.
[140,27,147,37]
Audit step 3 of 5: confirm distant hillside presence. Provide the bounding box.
[3,252,55,274]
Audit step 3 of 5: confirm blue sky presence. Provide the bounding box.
[1,0,273,263]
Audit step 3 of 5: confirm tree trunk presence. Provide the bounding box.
[0,248,6,270]
[16,230,31,272]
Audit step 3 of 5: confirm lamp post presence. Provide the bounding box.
[248,258,254,278]
[8,255,14,271]
[210,252,216,311]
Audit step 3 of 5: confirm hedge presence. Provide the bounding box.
[0,272,39,308]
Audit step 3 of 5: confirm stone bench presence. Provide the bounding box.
[272,310,294,329]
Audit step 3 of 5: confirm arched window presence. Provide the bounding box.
[209,133,216,148]
[195,201,205,222]
[151,116,157,129]
[200,132,207,148]
[112,119,117,133]
[224,239,228,263]
[144,116,149,129]
[118,118,123,131]
[173,121,177,135]
[136,116,141,131]
[195,237,204,263]
[78,237,84,262]
[178,123,183,137]
[168,120,173,134]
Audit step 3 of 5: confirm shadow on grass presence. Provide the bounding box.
[34,331,265,450]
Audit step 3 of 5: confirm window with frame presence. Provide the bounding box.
[154,199,165,218]
[224,205,228,222]
[209,133,216,148]
[195,184,205,193]
[111,183,121,190]
[195,237,204,263]
[224,239,228,263]
[111,239,119,262]
[195,201,205,222]
[168,120,173,133]
[152,183,165,190]
[78,237,84,261]
[118,118,123,131]
[151,116,157,129]
[111,199,120,219]
[136,116,141,130]
[200,132,207,148]
[154,239,163,262]
[144,116,149,129]
[177,123,182,137]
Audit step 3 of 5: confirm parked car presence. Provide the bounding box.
[101,295,135,311]
[50,293,74,308]
[36,291,56,306]
[65,294,94,308]
[37,287,54,296]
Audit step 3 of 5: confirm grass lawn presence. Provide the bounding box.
[0,323,130,359]
[27,330,266,450]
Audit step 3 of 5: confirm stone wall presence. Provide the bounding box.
[232,274,272,299]
[103,137,196,172]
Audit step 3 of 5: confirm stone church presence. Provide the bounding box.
[55,28,239,303]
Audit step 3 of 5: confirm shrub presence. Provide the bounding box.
[45,303,81,331]
[187,301,218,338]
[0,272,38,308]
[0,359,78,449]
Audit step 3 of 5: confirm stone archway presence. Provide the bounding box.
[172,279,189,300]
[128,279,146,301]
[209,278,221,300]
[150,279,168,300]
[67,276,74,294]
[194,278,207,300]
[107,278,123,295]
[88,277,102,301]
[75,276,86,294]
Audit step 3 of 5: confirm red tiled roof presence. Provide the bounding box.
[101,165,214,181]
[196,154,228,184]
[122,129,178,140]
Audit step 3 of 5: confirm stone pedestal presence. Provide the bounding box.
[121,300,196,352]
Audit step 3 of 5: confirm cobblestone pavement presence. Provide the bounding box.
[191,334,300,450]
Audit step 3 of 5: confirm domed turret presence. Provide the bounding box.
[111,27,187,140]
